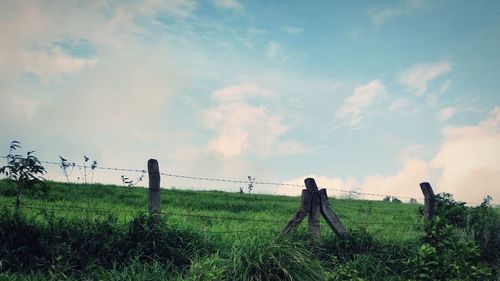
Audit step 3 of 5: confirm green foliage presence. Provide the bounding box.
[404,217,491,280]
[326,257,364,281]
[467,197,500,269]
[0,210,211,278]
[433,193,468,228]
[186,237,325,281]
[429,193,500,277]
[0,141,47,210]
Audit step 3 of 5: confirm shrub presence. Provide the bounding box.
[433,193,468,228]
[0,211,212,277]
[0,141,47,210]
[467,197,500,269]
[404,217,491,280]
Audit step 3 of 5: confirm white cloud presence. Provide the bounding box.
[202,83,306,157]
[212,0,242,10]
[398,61,452,95]
[336,80,386,127]
[266,41,288,64]
[290,108,500,204]
[369,0,433,27]
[213,82,273,102]
[431,107,500,203]
[439,80,452,93]
[479,107,500,131]
[390,97,411,111]
[358,158,430,200]
[283,26,303,35]
[437,107,456,122]
[0,96,40,121]
[282,148,430,201]
[20,47,98,83]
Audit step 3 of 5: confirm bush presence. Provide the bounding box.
[0,210,212,277]
[404,217,491,280]
[467,197,500,270]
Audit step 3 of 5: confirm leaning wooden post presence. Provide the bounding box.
[319,189,346,237]
[420,182,435,220]
[305,178,321,240]
[148,159,160,214]
[281,190,312,235]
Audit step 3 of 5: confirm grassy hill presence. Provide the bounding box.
[0,180,423,241]
[0,180,497,280]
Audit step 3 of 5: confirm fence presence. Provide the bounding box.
[1,155,475,241]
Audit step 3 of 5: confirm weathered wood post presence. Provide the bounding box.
[305,178,321,239]
[281,178,346,239]
[420,182,436,220]
[319,189,346,237]
[148,159,160,214]
[281,190,311,235]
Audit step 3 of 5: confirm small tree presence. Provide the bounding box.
[0,141,47,210]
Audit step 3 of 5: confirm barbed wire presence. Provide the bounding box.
[324,187,425,200]
[0,155,487,205]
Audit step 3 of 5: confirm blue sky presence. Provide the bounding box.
[1,0,499,203]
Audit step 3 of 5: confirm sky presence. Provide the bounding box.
[1,0,499,204]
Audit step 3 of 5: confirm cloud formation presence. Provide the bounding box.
[212,0,242,10]
[398,61,452,95]
[336,80,386,127]
[431,107,500,203]
[288,108,500,204]
[203,83,306,157]
[437,107,456,122]
[369,0,433,27]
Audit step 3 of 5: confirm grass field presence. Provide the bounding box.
[0,180,423,241]
[0,180,497,280]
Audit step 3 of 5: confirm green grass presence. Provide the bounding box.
[2,180,496,280]
[0,180,423,242]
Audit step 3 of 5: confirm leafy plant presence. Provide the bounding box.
[58,155,98,184]
[247,176,255,194]
[82,155,98,184]
[467,196,500,268]
[120,171,145,188]
[59,156,75,183]
[404,217,491,280]
[0,141,47,210]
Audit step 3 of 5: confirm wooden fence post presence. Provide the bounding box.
[319,189,346,237]
[281,190,312,235]
[420,182,435,220]
[281,178,346,240]
[148,159,160,214]
[305,178,321,240]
